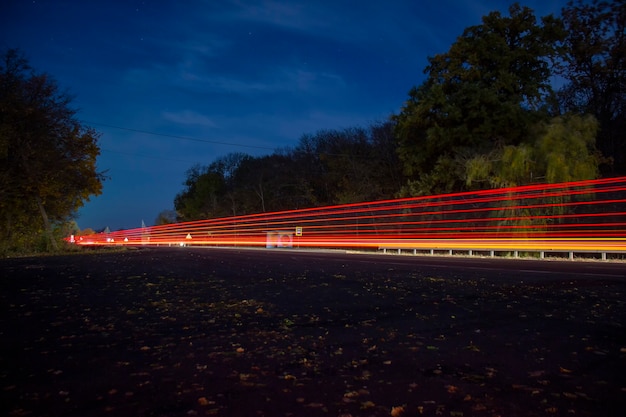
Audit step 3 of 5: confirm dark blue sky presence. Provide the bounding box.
[2,0,566,231]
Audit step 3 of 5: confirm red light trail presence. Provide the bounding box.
[71,177,626,256]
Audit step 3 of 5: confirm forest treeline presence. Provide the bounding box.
[167,1,625,224]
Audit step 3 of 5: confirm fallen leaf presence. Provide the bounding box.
[391,405,405,416]
[198,397,212,406]
[361,401,376,409]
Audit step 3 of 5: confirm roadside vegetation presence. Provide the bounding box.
[0,50,105,255]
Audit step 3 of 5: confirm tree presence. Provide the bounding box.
[463,114,601,234]
[174,164,228,221]
[155,210,177,225]
[230,153,304,213]
[465,114,601,187]
[0,49,105,252]
[370,121,404,197]
[173,122,406,220]
[394,4,564,195]
[291,123,403,205]
[558,0,626,174]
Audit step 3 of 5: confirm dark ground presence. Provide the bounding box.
[1,247,625,417]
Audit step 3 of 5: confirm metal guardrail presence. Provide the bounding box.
[378,238,626,261]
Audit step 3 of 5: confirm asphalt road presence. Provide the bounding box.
[196,246,626,281]
[1,247,625,417]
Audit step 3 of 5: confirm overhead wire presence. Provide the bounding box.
[84,121,276,151]
[99,148,200,164]
[85,120,385,161]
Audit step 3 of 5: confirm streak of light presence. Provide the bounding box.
[70,177,626,255]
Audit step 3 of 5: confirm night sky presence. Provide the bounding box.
[2,0,566,231]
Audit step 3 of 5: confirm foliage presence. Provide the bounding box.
[77,228,96,236]
[154,210,177,226]
[394,3,564,195]
[174,122,403,221]
[294,123,402,205]
[465,114,600,188]
[0,49,105,254]
[557,0,626,174]
[174,164,228,221]
[537,114,601,183]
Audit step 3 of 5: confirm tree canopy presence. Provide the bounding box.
[394,3,565,195]
[465,114,601,187]
[558,0,626,174]
[173,122,402,221]
[390,1,626,198]
[0,49,105,253]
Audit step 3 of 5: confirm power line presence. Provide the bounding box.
[88,121,389,162]
[85,121,276,151]
[100,148,200,164]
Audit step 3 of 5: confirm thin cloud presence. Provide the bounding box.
[162,110,218,127]
[169,63,346,95]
